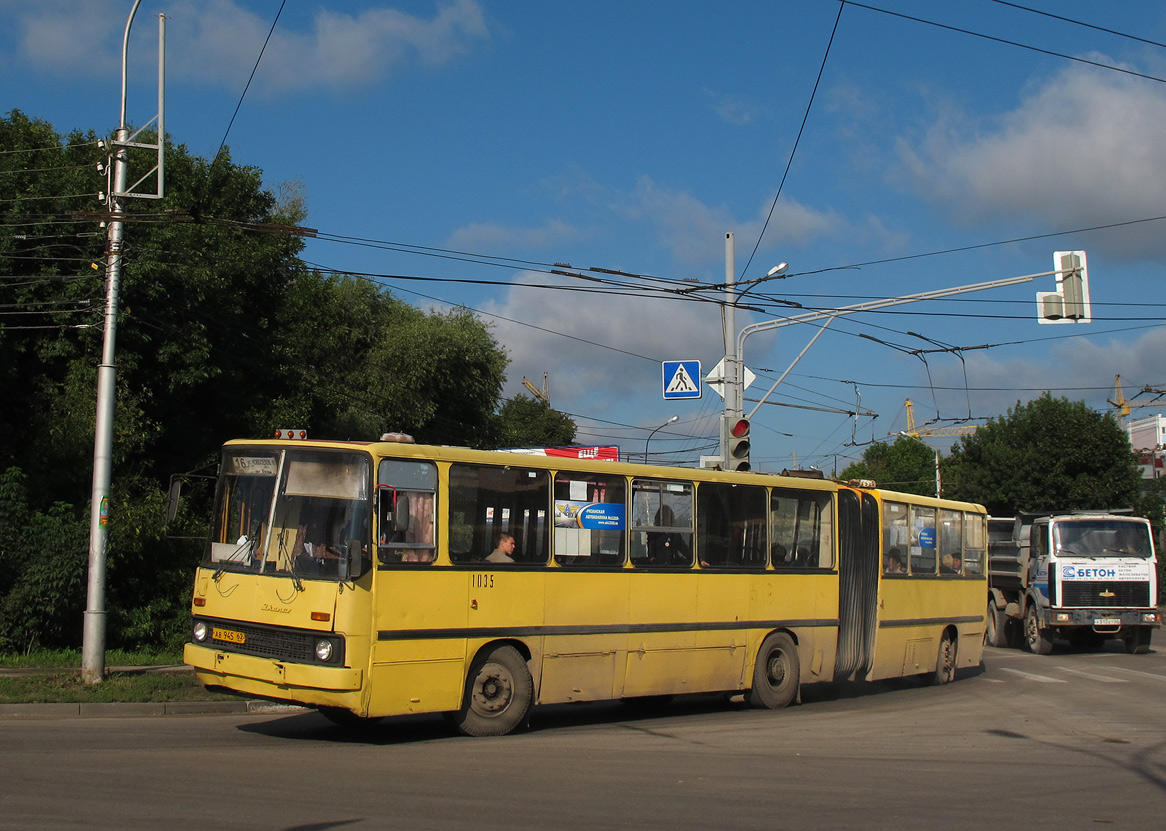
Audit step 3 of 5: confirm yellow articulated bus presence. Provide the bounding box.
[183,433,987,736]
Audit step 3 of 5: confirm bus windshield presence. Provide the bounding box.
[205,447,371,580]
[1052,519,1154,559]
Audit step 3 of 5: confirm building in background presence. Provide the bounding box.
[1129,414,1166,479]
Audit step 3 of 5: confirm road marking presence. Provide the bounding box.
[1106,666,1166,682]
[1055,666,1129,683]
[997,667,1066,683]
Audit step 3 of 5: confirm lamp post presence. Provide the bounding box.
[645,416,679,464]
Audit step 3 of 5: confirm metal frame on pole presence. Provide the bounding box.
[82,1,164,683]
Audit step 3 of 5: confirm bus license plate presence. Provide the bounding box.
[1094,618,1120,627]
[212,627,246,644]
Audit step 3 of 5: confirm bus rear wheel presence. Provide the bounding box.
[931,631,957,685]
[747,632,799,709]
[450,645,533,737]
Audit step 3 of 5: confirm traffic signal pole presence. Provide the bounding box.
[718,234,1085,470]
[720,233,743,469]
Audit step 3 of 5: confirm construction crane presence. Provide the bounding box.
[522,373,550,405]
[1107,374,1165,418]
[898,399,980,438]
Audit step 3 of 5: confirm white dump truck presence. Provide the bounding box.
[986,512,1161,654]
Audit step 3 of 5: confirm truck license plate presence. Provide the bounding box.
[1094,618,1120,626]
[212,627,246,644]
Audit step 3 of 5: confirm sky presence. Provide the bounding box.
[3,0,1166,476]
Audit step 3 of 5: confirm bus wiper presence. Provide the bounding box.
[213,536,254,581]
[279,530,304,592]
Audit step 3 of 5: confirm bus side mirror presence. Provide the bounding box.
[343,538,364,580]
[167,478,183,523]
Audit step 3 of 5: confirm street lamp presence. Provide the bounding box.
[645,415,679,464]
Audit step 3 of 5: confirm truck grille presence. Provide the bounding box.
[1060,582,1150,608]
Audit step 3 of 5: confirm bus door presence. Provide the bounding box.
[834,488,880,682]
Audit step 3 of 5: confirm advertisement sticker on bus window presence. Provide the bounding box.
[918,528,936,548]
[230,456,278,476]
[555,501,626,530]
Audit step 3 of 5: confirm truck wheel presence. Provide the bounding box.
[985,599,1008,648]
[1123,627,1152,655]
[1024,604,1054,655]
[931,631,958,685]
[747,632,800,709]
[449,645,533,737]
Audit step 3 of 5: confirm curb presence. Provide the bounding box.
[0,699,308,719]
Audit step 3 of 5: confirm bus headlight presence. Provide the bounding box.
[1144,612,1161,624]
[315,639,335,662]
[192,620,209,642]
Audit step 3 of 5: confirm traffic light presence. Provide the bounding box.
[728,417,751,471]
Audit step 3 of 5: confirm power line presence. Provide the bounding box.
[215,0,287,159]
[742,1,844,280]
[842,1,1166,85]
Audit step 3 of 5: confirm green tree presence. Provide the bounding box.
[495,394,577,448]
[944,394,1140,514]
[838,436,937,496]
[0,111,515,652]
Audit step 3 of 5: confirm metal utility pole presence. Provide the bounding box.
[83,1,165,684]
[720,233,742,468]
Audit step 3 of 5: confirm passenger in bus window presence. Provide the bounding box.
[885,548,905,574]
[647,506,692,566]
[940,553,962,574]
[486,533,516,564]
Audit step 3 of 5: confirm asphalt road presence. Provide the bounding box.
[2,642,1164,831]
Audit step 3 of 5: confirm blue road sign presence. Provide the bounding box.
[662,360,702,400]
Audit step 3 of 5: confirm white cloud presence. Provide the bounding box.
[479,270,729,417]
[6,0,490,93]
[446,219,586,252]
[611,176,841,267]
[898,61,1166,258]
[706,90,765,126]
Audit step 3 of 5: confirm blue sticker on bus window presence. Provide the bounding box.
[918,528,936,548]
[555,501,625,530]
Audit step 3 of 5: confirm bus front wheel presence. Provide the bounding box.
[747,632,800,709]
[450,644,533,737]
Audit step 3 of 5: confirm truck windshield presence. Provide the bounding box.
[205,447,371,579]
[1052,519,1153,559]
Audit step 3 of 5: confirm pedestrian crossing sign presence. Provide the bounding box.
[662,360,702,400]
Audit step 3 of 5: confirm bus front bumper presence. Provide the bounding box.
[184,643,363,692]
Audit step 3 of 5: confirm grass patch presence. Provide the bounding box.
[0,648,183,669]
[0,668,237,704]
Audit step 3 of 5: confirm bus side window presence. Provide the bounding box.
[771,488,833,569]
[910,505,937,575]
[553,473,626,568]
[697,482,766,568]
[376,460,437,566]
[629,479,693,568]
[448,463,550,566]
[963,513,985,574]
